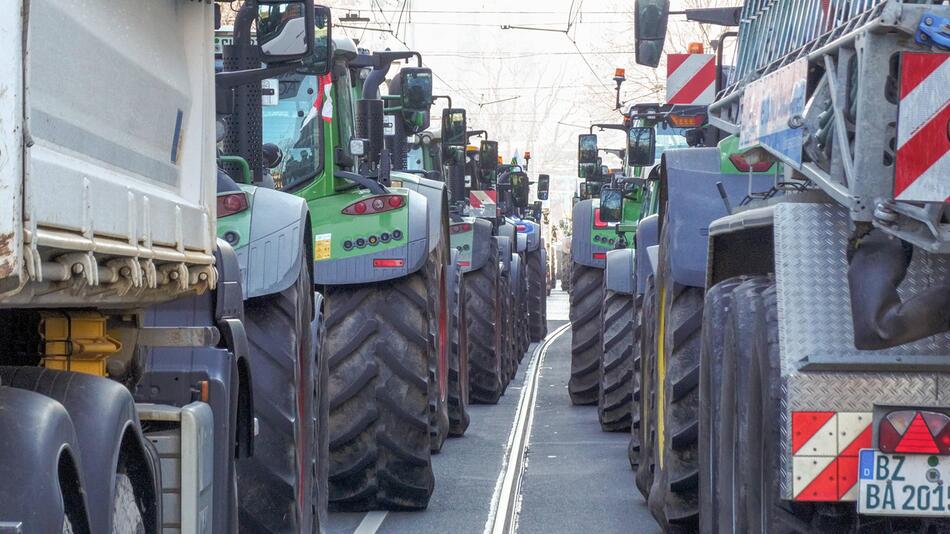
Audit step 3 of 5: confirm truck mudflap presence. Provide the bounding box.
[466,218,495,273]
[571,199,608,269]
[635,214,658,295]
[662,147,774,287]
[0,386,90,533]
[769,203,950,502]
[235,187,310,299]
[605,248,635,295]
[0,367,160,534]
[314,189,429,285]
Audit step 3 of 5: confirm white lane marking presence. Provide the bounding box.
[353,511,388,534]
[483,323,571,534]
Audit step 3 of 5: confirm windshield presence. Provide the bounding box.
[654,122,689,160]
[262,73,322,190]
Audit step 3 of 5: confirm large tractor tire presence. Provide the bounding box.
[326,270,435,511]
[426,231,452,455]
[112,473,145,533]
[599,287,635,432]
[648,217,705,532]
[238,251,324,532]
[515,253,531,358]
[568,263,604,405]
[558,251,572,291]
[499,269,517,385]
[635,275,658,498]
[627,295,644,468]
[448,261,470,436]
[698,276,755,534]
[465,238,505,404]
[526,249,548,342]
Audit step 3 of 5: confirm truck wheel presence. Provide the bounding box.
[599,288,635,432]
[569,263,604,405]
[628,294,644,468]
[465,239,505,404]
[448,267,470,436]
[111,473,144,534]
[326,271,434,510]
[698,276,756,534]
[636,275,658,498]
[238,251,320,533]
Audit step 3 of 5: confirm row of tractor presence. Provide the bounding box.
[567,1,950,532]
[0,1,548,532]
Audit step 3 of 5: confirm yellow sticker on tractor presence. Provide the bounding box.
[314,234,332,261]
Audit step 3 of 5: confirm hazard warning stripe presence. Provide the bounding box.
[469,190,497,209]
[894,53,950,203]
[666,53,716,105]
[791,411,872,502]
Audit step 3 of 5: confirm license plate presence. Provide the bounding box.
[859,449,950,516]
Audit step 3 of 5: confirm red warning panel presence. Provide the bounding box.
[666,53,716,105]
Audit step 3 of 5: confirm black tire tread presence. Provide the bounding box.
[569,263,604,405]
[599,289,635,432]
[465,239,505,404]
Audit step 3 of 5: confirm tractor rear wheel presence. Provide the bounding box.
[426,229,451,455]
[568,263,604,405]
[238,251,322,532]
[635,275,658,498]
[465,239,505,404]
[599,288,635,432]
[628,294,643,469]
[326,271,434,511]
[448,262,470,436]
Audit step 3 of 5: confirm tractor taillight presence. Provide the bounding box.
[342,195,406,215]
[217,193,249,218]
[594,209,608,228]
[593,252,606,260]
[450,223,472,234]
[373,259,405,268]
[729,154,773,173]
[879,410,950,455]
[516,224,527,232]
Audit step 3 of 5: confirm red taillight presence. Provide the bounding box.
[593,209,607,228]
[516,224,527,232]
[729,154,773,173]
[450,223,472,234]
[217,193,249,217]
[457,261,470,267]
[879,410,950,454]
[343,195,406,215]
[373,259,405,268]
[593,252,607,260]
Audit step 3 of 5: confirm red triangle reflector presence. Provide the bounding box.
[896,413,940,454]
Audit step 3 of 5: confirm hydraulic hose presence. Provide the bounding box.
[848,230,950,350]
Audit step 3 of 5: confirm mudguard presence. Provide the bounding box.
[510,253,524,297]
[570,199,608,269]
[516,233,527,253]
[523,221,541,252]
[236,187,310,299]
[498,222,516,245]
[468,218,495,273]
[138,290,242,534]
[397,172,448,253]
[314,188,429,285]
[0,387,89,534]
[496,236,512,275]
[605,248,636,295]
[214,239,245,322]
[635,214,658,295]
[0,367,159,534]
[662,148,774,288]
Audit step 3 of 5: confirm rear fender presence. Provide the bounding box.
[0,368,158,534]
[236,188,310,299]
[661,148,775,287]
[605,248,635,295]
[570,199,607,269]
[635,215,658,295]
[523,221,541,252]
[0,387,89,534]
[467,218,494,273]
[495,236,512,275]
[396,173,447,253]
[510,253,523,295]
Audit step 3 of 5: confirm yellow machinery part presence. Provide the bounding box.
[40,312,121,377]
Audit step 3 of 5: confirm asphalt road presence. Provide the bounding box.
[328,289,658,533]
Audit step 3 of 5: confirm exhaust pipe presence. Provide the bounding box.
[848,230,950,350]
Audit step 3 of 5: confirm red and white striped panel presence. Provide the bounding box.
[894,52,950,203]
[469,190,497,208]
[792,411,872,502]
[666,54,716,105]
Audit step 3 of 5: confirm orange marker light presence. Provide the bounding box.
[614,68,626,78]
[688,42,704,54]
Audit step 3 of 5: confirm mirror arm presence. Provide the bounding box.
[334,171,387,195]
[434,95,452,108]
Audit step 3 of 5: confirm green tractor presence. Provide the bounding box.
[213,5,335,531]
[250,36,455,510]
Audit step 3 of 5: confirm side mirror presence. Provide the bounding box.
[578,162,598,180]
[578,134,598,164]
[600,187,623,223]
[579,182,590,200]
[601,165,610,180]
[257,1,315,63]
[399,68,434,111]
[297,5,332,75]
[537,173,550,201]
[634,0,670,67]
[479,141,499,172]
[628,126,656,167]
[442,108,467,161]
